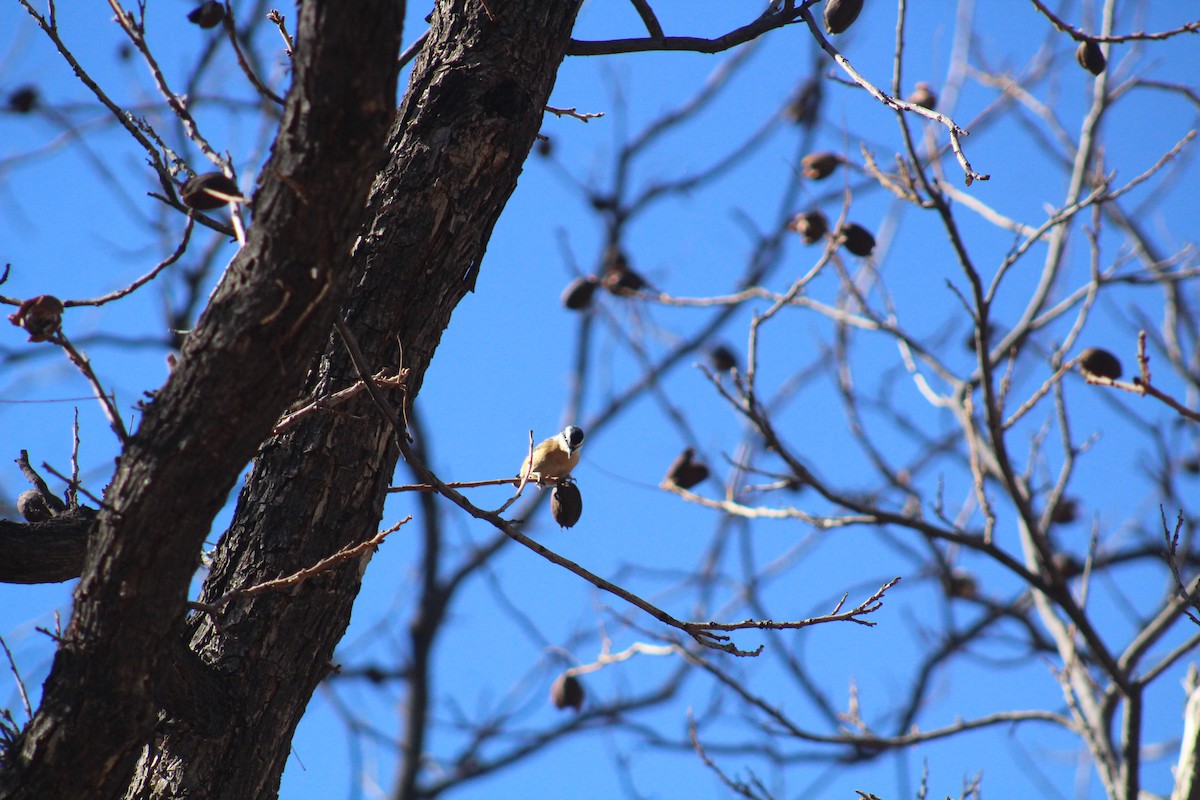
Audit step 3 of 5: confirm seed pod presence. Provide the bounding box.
[965,323,998,352]
[839,223,876,257]
[550,673,585,712]
[536,136,553,157]
[907,82,937,110]
[944,568,977,600]
[7,85,38,113]
[180,172,241,210]
[1183,457,1200,475]
[1052,552,1083,580]
[8,294,65,342]
[600,245,648,296]
[551,481,583,529]
[1050,497,1079,524]
[561,276,599,311]
[1076,40,1106,76]
[789,209,828,245]
[824,0,864,35]
[187,1,225,29]
[801,151,841,181]
[708,345,738,373]
[784,77,822,129]
[1078,347,1121,380]
[665,448,710,490]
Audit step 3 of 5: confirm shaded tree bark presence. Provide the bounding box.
[0,0,403,797]
[146,5,582,797]
[0,512,91,584]
[0,1,583,794]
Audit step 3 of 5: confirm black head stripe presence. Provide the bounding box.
[565,426,585,449]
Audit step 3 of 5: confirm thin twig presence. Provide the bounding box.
[1029,0,1200,43]
[194,519,408,614]
[0,635,33,719]
[45,330,128,444]
[64,217,194,308]
[222,2,286,106]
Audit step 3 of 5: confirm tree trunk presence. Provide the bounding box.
[0,1,405,798]
[127,2,578,799]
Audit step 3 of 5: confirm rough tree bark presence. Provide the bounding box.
[1,1,582,799]
[0,0,403,797]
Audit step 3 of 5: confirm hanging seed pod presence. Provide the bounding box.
[784,77,822,129]
[536,136,553,157]
[944,568,978,600]
[665,448,710,490]
[550,673,585,712]
[600,245,648,296]
[708,345,738,372]
[1052,552,1083,580]
[965,323,998,352]
[551,481,583,529]
[789,209,828,245]
[561,276,599,311]
[8,295,64,342]
[824,0,864,35]
[187,1,225,28]
[1075,40,1106,76]
[801,151,842,181]
[907,82,937,110]
[839,223,876,257]
[1078,347,1121,380]
[7,85,38,113]
[180,172,241,210]
[1050,497,1079,524]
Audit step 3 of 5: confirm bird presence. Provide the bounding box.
[518,426,585,485]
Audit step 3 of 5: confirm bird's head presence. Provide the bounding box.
[561,426,585,453]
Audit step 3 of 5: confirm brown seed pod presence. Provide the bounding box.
[181,172,241,210]
[784,77,822,129]
[535,136,553,157]
[789,209,828,245]
[801,151,842,181]
[708,345,738,372]
[944,569,978,600]
[1183,457,1200,475]
[8,85,38,113]
[907,82,937,111]
[824,0,864,35]
[600,245,648,296]
[551,481,583,529]
[550,673,585,712]
[1049,497,1079,525]
[1052,552,1083,580]
[665,447,710,490]
[964,323,998,352]
[839,223,876,257]
[8,294,65,342]
[1076,40,1106,76]
[561,276,599,311]
[1078,348,1122,381]
[187,1,225,28]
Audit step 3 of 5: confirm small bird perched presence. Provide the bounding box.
[518,426,585,485]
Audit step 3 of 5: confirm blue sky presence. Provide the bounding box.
[3,2,1200,799]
